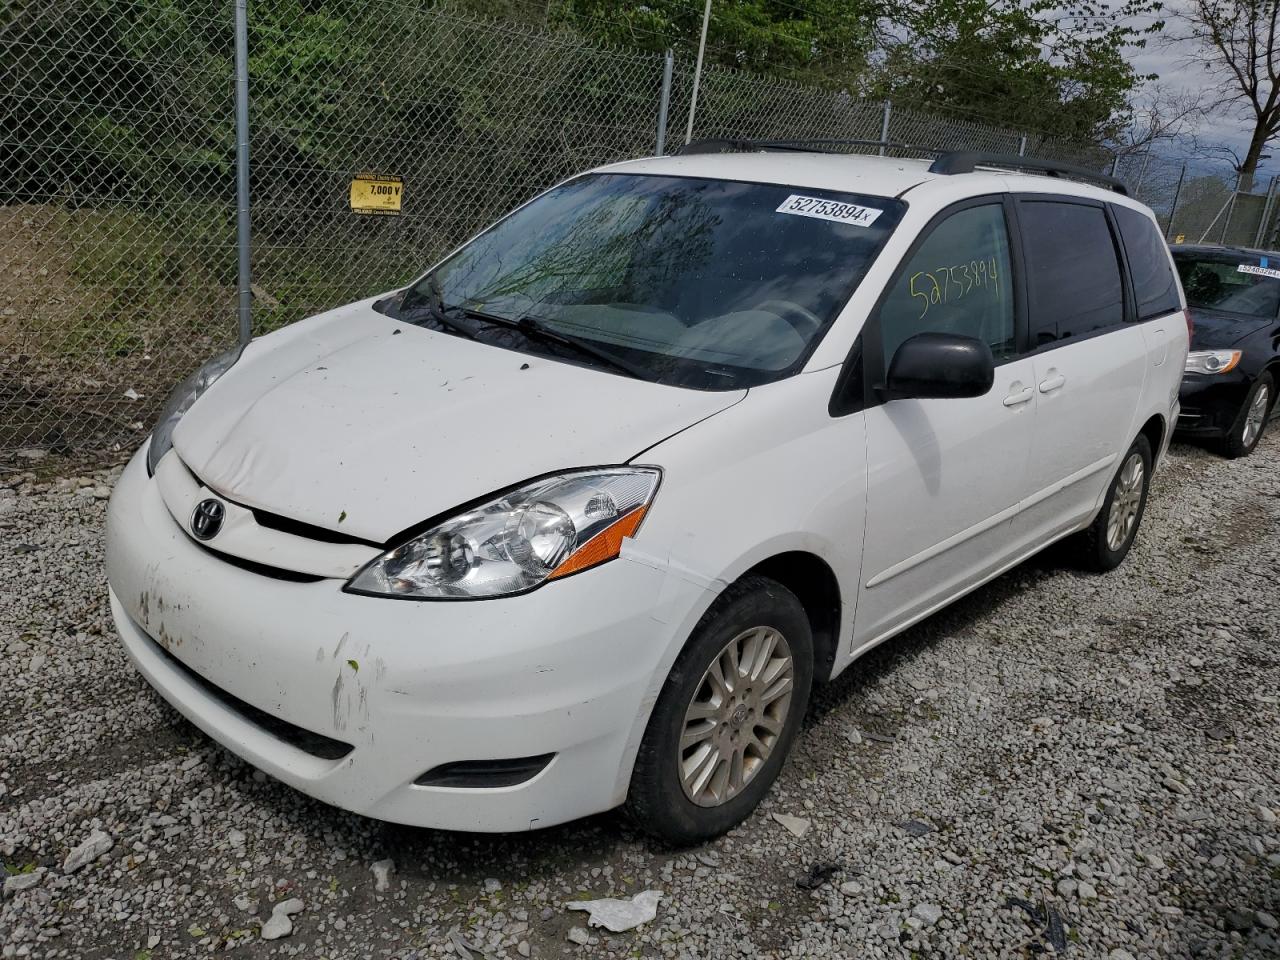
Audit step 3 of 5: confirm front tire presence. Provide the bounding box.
[1221,372,1273,459]
[625,575,813,846]
[1073,434,1152,572]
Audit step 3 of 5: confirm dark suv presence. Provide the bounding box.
[1173,244,1280,457]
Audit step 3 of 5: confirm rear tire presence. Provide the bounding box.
[624,575,813,847]
[1221,372,1273,459]
[1072,434,1152,572]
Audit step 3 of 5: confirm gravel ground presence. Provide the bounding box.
[2,435,1278,960]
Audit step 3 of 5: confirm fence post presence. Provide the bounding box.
[1221,175,1240,244]
[684,0,712,144]
[1166,163,1186,240]
[1017,133,1027,157]
[879,101,891,155]
[655,50,673,155]
[234,0,252,347]
[1132,144,1152,197]
[1253,175,1277,247]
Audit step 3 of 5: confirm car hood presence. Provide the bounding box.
[1189,308,1274,349]
[173,301,744,543]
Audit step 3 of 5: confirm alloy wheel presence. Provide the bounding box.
[678,626,794,807]
[1106,452,1145,552]
[1242,384,1270,449]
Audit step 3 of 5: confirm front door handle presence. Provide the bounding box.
[1039,373,1066,393]
[1003,384,1034,407]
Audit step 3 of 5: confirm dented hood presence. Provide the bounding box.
[173,301,743,543]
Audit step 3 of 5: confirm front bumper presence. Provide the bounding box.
[1176,372,1251,437]
[105,448,712,831]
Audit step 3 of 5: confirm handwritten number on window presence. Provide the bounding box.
[907,257,1000,320]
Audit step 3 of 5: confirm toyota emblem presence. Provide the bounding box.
[190,498,226,540]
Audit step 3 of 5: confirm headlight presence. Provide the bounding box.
[146,346,242,474]
[346,468,661,600]
[1185,349,1242,375]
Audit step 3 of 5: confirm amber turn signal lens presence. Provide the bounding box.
[548,506,648,580]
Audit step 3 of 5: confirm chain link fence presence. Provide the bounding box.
[2,0,1130,467]
[1114,150,1280,248]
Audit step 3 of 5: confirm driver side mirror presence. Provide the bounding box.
[882,332,995,401]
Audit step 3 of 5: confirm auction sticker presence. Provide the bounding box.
[776,194,882,227]
[1237,263,1280,280]
[350,173,403,215]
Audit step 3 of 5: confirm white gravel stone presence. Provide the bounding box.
[259,897,304,940]
[771,812,811,837]
[3,870,44,896]
[912,903,942,927]
[371,858,395,892]
[62,830,113,874]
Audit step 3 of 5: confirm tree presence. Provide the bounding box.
[870,0,1163,143]
[1172,0,1280,190]
[546,0,880,89]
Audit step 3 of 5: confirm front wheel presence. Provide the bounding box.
[1072,434,1152,572]
[1221,372,1273,459]
[625,575,813,846]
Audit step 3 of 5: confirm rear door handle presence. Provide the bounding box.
[1003,385,1034,407]
[1038,373,1066,393]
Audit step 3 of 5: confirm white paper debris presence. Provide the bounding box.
[565,889,661,932]
[772,812,811,837]
[123,388,142,401]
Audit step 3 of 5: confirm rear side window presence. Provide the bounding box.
[877,203,1016,366]
[1114,206,1181,320]
[1020,201,1125,346]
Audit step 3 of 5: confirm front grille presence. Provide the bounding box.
[251,506,380,547]
[415,754,555,788]
[141,627,354,761]
[178,456,378,549]
[192,540,326,583]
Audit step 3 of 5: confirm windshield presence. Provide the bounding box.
[392,173,904,389]
[1175,252,1280,320]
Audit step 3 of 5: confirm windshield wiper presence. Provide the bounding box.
[398,276,481,340]
[458,308,656,382]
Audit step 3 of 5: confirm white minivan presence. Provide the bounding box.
[106,144,1187,844]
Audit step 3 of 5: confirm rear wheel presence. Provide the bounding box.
[1221,372,1273,459]
[1072,434,1152,572]
[625,575,813,846]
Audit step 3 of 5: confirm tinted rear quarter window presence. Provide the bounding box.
[1020,200,1126,347]
[1114,206,1181,319]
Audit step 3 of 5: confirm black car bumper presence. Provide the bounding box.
[1176,373,1251,437]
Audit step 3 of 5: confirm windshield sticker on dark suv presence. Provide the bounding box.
[1237,263,1280,280]
[775,194,884,226]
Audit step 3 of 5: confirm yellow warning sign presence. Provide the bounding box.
[350,174,402,215]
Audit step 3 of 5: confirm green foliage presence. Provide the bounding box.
[869,0,1160,142]
[550,0,877,89]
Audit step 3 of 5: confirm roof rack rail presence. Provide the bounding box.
[674,137,945,157]
[928,151,1128,196]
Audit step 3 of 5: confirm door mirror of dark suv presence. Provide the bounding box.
[883,332,995,400]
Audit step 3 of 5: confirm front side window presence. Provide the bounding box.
[390,174,905,390]
[1021,201,1125,345]
[877,203,1015,367]
[1113,206,1181,320]
[1174,253,1280,319]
